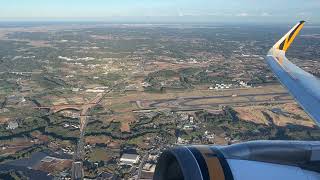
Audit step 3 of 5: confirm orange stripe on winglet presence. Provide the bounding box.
[283,21,305,51]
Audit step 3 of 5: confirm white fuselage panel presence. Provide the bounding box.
[227,159,320,180]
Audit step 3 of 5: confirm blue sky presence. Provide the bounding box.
[0,0,319,23]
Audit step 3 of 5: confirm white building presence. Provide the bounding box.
[120,153,140,166]
[6,121,18,130]
[72,88,79,92]
[177,137,186,144]
[85,89,105,93]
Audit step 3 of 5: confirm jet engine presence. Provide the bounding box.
[153,141,320,180]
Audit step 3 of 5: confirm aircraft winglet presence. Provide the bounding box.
[273,21,305,52]
[266,21,320,127]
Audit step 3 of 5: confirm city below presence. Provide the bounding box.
[0,22,319,179]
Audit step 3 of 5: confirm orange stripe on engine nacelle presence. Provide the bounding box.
[195,146,225,180]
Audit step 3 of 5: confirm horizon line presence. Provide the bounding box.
[0,19,318,26]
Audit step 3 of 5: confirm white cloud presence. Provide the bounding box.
[261,12,271,17]
[178,9,184,17]
[175,11,232,17]
[236,13,249,17]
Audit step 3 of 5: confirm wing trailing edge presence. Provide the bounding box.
[266,21,320,127]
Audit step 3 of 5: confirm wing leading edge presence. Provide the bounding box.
[266,21,320,127]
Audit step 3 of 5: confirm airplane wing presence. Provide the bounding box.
[266,21,320,127]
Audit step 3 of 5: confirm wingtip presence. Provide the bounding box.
[273,21,305,52]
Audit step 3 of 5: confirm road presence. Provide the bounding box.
[72,93,105,180]
[32,88,112,179]
[136,153,149,180]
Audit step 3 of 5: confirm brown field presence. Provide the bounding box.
[235,107,270,125]
[52,98,69,105]
[0,138,35,155]
[27,40,51,47]
[0,117,10,124]
[107,113,136,125]
[235,103,315,128]
[30,131,49,142]
[34,159,72,173]
[67,96,85,104]
[120,122,130,132]
[85,135,111,145]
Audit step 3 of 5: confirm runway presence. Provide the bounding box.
[144,92,293,110]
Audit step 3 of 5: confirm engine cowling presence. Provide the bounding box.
[153,141,320,180]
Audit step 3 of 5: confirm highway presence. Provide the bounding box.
[72,93,105,180]
[32,85,116,179]
[136,153,149,180]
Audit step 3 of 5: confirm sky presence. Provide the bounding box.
[0,0,320,23]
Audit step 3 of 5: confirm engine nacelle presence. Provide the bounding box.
[154,141,320,180]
